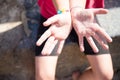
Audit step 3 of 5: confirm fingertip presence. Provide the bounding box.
[41,49,49,56]
[57,51,61,55]
[94,48,99,53]
[106,37,113,43]
[101,9,109,14]
[43,15,58,26]
[109,38,113,42]
[36,42,40,46]
[105,9,109,13]
[36,40,42,46]
[43,22,48,26]
[43,18,52,26]
[57,48,62,55]
[41,52,46,56]
[105,45,109,50]
[80,46,84,52]
[94,8,108,14]
[103,9,108,14]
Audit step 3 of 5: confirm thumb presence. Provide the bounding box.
[43,15,58,26]
[92,8,108,14]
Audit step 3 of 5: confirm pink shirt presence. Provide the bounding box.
[38,0,104,18]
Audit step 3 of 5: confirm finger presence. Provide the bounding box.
[86,35,99,53]
[78,35,84,52]
[73,22,85,52]
[41,36,55,55]
[47,39,58,55]
[43,15,59,26]
[36,29,51,46]
[73,21,83,34]
[92,24,112,43]
[92,33,109,49]
[91,8,108,14]
[57,40,65,54]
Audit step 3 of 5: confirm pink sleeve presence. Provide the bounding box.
[86,0,104,8]
[38,0,56,18]
[38,0,105,18]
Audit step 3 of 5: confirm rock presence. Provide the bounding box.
[0,0,35,80]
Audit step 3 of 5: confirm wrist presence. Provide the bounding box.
[70,6,84,17]
[70,6,84,13]
[57,9,70,14]
[70,6,83,11]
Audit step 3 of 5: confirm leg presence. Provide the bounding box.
[77,34,113,80]
[35,14,59,80]
[75,54,113,80]
[86,54,113,80]
[35,56,58,80]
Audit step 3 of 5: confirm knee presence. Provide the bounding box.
[97,69,114,80]
[36,71,55,80]
[101,72,113,80]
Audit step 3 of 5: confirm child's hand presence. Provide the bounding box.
[36,12,72,55]
[71,8,112,53]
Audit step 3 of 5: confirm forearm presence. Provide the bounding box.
[69,0,87,17]
[69,0,86,9]
[52,0,70,11]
